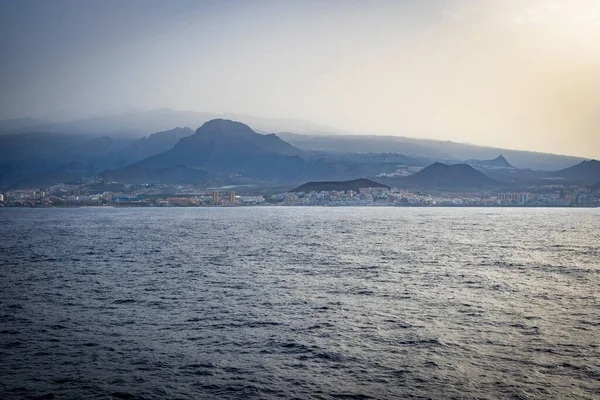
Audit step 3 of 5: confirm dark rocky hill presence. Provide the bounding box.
[403,162,498,189]
[290,178,389,192]
[135,119,306,180]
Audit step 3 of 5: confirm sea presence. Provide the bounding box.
[0,207,598,400]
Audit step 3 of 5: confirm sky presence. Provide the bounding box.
[0,0,599,158]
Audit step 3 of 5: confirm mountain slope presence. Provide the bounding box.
[100,164,208,185]
[113,127,194,166]
[278,132,452,159]
[136,119,306,180]
[277,132,585,171]
[8,162,99,189]
[0,132,134,188]
[555,160,600,183]
[402,162,498,189]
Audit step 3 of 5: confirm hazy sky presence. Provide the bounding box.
[1,0,599,158]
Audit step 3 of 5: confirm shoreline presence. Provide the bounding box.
[1,204,598,209]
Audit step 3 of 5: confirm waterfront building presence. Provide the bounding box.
[498,192,529,204]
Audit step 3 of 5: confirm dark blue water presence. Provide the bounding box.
[0,207,598,399]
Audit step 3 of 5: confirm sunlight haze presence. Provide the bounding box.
[0,0,598,158]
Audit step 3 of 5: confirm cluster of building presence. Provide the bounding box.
[274,188,599,207]
[1,184,598,208]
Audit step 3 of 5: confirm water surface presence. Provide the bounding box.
[0,207,598,399]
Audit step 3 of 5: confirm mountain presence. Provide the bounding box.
[113,127,194,166]
[291,178,389,193]
[277,133,585,171]
[0,132,134,189]
[112,119,399,186]
[401,162,498,189]
[8,162,99,189]
[467,155,515,169]
[131,119,306,181]
[0,127,195,189]
[2,110,588,171]
[0,132,133,165]
[1,119,418,188]
[555,160,600,183]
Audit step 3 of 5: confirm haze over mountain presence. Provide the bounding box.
[278,132,585,171]
[1,116,596,191]
[0,109,338,137]
[0,132,134,188]
[2,1,599,159]
[100,119,459,187]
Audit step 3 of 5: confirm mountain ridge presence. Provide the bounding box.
[278,132,586,171]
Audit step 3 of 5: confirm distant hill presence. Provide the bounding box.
[0,127,195,188]
[7,162,99,189]
[467,155,515,169]
[291,178,389,193]
[277,133,585,171]
[0,132,133,166]
[113,127,194,166]
[130,119,306,181]
[555,160,600,183]
[402,162,498,189]
[5,117,590,189]
[2,109,590,172]
[105,120,427,186]
[0,132,134,189]
[3,119,427,188]
[278,132,452,160]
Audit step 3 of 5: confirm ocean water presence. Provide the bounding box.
[0,207,598,400]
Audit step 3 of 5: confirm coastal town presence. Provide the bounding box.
[1,178,598,208]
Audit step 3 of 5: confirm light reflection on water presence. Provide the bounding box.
[0,207,598,399]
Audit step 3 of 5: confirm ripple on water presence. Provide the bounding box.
[0,207,598,400]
